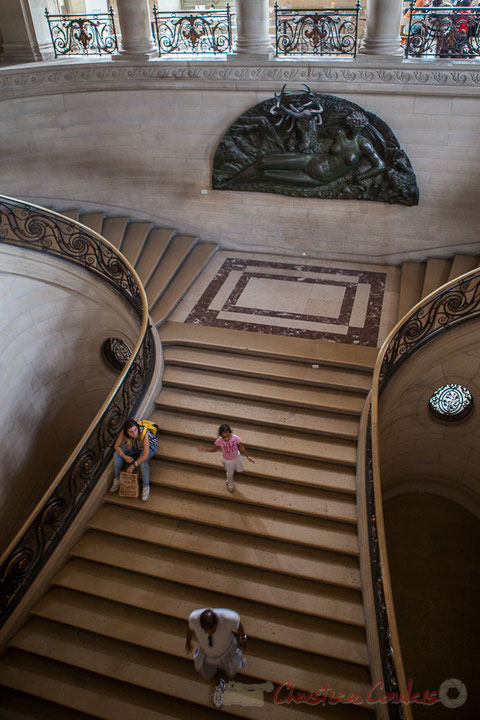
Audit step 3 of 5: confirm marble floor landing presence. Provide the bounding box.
[170,252,400,348]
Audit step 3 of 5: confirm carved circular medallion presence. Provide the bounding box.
[428,384,473,422]
[101,337,132,371]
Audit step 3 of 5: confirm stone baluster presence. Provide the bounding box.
[230,0,274,59]
[113,0,156,61]
[359,0,404,57]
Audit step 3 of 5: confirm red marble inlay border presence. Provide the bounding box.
[185,258,386,346]
[222,271,356,325]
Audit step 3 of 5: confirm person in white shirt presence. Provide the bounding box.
[186,608,247,681]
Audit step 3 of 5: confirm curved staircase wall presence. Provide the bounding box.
[0,62,479,262]
[378,317,480,520]
[0,244,140,554]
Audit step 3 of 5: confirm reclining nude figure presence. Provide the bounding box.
[223,111,386,189]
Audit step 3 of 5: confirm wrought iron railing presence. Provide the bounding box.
[365,413,408,720]
[45,7,118,57]
[152,4,234,55]
[0,196,154,627]
[379,271,480,388]
[366,266,480,720]
[404,2,480,59]
[274,1,361,57]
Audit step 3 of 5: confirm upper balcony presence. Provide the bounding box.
[2,0,480,70]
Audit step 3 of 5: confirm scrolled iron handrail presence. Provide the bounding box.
[152,4,233,55]
[404,2,480,59]
[45,7,118,58]
[274,1,361,57]
[367,265,480,720]
[0,195,154,627]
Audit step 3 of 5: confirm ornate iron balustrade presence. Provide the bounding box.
[380,271,480,389]
[365,413,407,720]
[274,1,361,57]
[0,196,154,627]
[152,4,234,55]
[404,3,480,59]
[45,7,118,57]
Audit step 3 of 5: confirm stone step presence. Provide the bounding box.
[421,257,451,300]
[0,688,96,720]
[118,221,152,267]
[100,216,129,250]
[156,436,356,495]
[156,385,359,440]
[106,483,358,554]
[6,625,372,719]
[51,562,368,666]
[447,253,479,282]
[0,650,232,720]
[153,408,358,466]
[148,458,357,524]
[162,366,365,417]
[151,243,218,327]
[72,532,364,626]
[145,235,197,309]
[159,321,378,371]
[134,227,175,286]
[78,212,104,236]
[397,261,425,321]
[58,208,80,222]
[92,504,359,587]
[163,346,372,394]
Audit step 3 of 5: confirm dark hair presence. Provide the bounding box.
[457,0,472,6]
[218,423,232,436]
[123,418,139,435]
[200,609,217,630]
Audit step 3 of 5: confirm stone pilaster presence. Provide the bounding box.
[359,0,404,57]
[113,0,156,61]
[0,0,41,64]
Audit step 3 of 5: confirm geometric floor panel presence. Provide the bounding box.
[185,257,387,346]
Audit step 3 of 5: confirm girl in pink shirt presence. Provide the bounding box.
[198,423,255,493]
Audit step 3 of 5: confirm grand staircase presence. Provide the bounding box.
[0,325,377,717]
[2,205,476,717]
[397,253,480,322]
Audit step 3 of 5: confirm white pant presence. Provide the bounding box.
[222,455,244,482]
[194,641,245,680]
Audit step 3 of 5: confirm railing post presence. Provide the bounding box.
[404,0,414,58]
[274,1,279,56]
[354,0,361,57]
[113,0,157,61]
[109,5,119,53]
[226,3,232,51]
[44,9,57,59]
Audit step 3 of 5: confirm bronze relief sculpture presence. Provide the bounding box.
[212,87,419,206]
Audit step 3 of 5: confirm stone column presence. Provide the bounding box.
[0,0,41,64]
[113,0,156,61]
[230,0,274,59]
[359,0,404,57]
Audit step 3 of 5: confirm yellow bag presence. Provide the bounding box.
[138,420,160,443]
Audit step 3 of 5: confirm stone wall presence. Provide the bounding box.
[0,60,479,263]
[0,244,139,554]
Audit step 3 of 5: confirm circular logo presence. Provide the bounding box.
[438,678,467,708]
